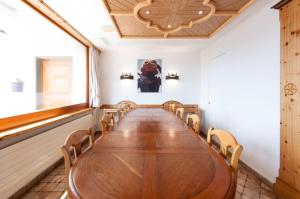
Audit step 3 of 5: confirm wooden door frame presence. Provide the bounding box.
[273,0,300,198]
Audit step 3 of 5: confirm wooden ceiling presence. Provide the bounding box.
[103,0,255,39]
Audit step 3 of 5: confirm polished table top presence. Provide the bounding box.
[69,108,236,199]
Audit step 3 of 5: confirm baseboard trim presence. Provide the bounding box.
[239,161,274,188]
[275,178,300,199]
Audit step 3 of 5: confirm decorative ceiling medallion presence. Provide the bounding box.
[103,0,256,38]
[133,0,216,37]
[284,83,297,96]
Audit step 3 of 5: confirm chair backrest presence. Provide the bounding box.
[117,103,132,114]
[61,128,94,184]
[207,128,243,170]
[116,103,126,112]
[101,113,114,133]
[186,114,201,134]
[162,100,183,110]
[117,110,125,121]
[124,103,130,113]
[117,100,137,110]
[176,108,184,120]
[170,103,177,112]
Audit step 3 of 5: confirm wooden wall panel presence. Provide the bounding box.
[275,0,300,198]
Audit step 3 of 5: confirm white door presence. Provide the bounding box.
[207,53,232,129]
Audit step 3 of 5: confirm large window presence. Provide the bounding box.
[0,0,88,130]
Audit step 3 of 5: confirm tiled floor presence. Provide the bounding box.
[236,163,276,199]
[21,163,66,199]
[20,161,276,199]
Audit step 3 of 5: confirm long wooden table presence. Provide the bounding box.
[68,108,236,199]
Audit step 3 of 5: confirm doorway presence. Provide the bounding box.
[207,53,229,129]
[36,58,72,109]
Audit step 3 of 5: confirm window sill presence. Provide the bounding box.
[0,108,94,141]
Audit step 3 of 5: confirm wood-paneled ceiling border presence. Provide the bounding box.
[22,0,101,52]
[209,0,255,38]
[103,0,256,39]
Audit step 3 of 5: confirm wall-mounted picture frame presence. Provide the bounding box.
[137,59,162,93]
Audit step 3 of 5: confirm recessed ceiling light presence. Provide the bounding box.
[146,10,150,15]
[167,24,172,28]
[100,25,115,33]
[198,10,203,15]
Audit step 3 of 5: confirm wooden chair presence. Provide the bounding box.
[101,113,114,133]
[176,108,184,120]
[207,128,243,171]
[170,103,178,113]
[162,100,183,110]
[103,109,118,122]
[167,104,172,111]
[124,103,130,113]
[117,100,137,111]
[117,103,127,115]
[61,128,94,185]
[186,114,201,134]
[117,109,125,121]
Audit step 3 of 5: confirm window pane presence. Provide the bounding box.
[0,0,87,118]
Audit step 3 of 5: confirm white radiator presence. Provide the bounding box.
[0,114,93,198]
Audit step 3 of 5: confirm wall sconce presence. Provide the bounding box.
[120,73,134,80]
[166,73,179,80]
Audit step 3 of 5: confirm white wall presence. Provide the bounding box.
[99,48,201,104]
[200,1,280,182]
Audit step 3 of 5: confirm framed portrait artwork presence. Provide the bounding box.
[137,59,162,93]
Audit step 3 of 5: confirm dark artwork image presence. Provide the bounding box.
[137,59,162,93]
